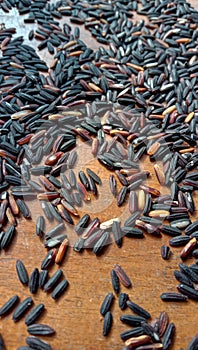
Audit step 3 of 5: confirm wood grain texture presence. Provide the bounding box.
[0,1,198,349]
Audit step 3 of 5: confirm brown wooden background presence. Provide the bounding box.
[0,2,198,349]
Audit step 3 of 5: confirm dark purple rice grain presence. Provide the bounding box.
[57,204,74,225]
[43,269,63,292]
[88,175,98,195]
[60,174,72,192]
[124,211,140,227]
[12,297,33,322]
[16,199,31,219]
[68,169,77,189]
[44,235,66,249]
[83,229,104,249]
[161,245,171,260]
[115,170,128,186]
[0,295,19,317]
[47,203,63,223]
[177,283,198,300]
[46,175,61,189]
[119,293,129,311]
[16,259,29,285]
[141,216,162,226]
[109,175,117,197]
[174,270,193,287]
[45,223,65,240]
[112,220,122,248]
[81,217,100,239]
[100,293,114,316]
[158,311,169,338]
[26,336,53,350]
[120,314,147,327]
[30,166,52,175]
[127,179,143,191]
[29,268,39,294]
[126,301,151,319]
[103,311,113,337]
[110,269,120,294]
[179,263,198,284]
[73,237,84,252]
[86,168,102,185]
[27,324,55,336]
[122,226,144,239]
[162,322,175,350]
[120,327,144,341]
[73,191,82,207]
[185,221,198,235]
[1,225,15,250]
[160,293,188,302]
[142,322,160,342]
[78,170,89,190]
[93,231,110,255]
[169,235,191,247]
[170,218,191,229]
[67,150,77,169]
[159,225,181,237]
[51,279,68,300]
[41,249,56,270]
[128,191,138,213]
[25,304,45,327]
[117,186,127,206]
[113,264,132,288]
[36,216,45,237]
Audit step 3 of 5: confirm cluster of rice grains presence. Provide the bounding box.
[0,0,198,348]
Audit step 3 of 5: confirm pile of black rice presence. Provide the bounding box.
[0,0,198,348]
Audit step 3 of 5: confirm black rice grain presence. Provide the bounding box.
[177,284,198,300]
[93,231,110,255]
[112,220,122,248]
[120,314,147,327]
[103,311,113,337]
[120,327,144,341]
[0,295,19,317]
[27,324,55,336]
[29,268,39,294]
[160,293,188,302]
[126,300,151,319]
[86,168,102,185]
[1,225,15,250]
[16,259,29,285]
[51,279,68,300]
[110,269,120,294]
[161,245,171,260]
[43,269,63,292]
[162,323,175,350]
[100,293,114,316]
[12,297,33,322]
[41,249,56,270]
[26,336,52,350]
[113,264,132,288]
[119,293,129,311]
[25,304,45,326]
[36,216,45,237]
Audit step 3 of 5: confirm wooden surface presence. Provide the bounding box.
[0,2,198,349]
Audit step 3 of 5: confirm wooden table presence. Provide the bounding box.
[0,1,198,349]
